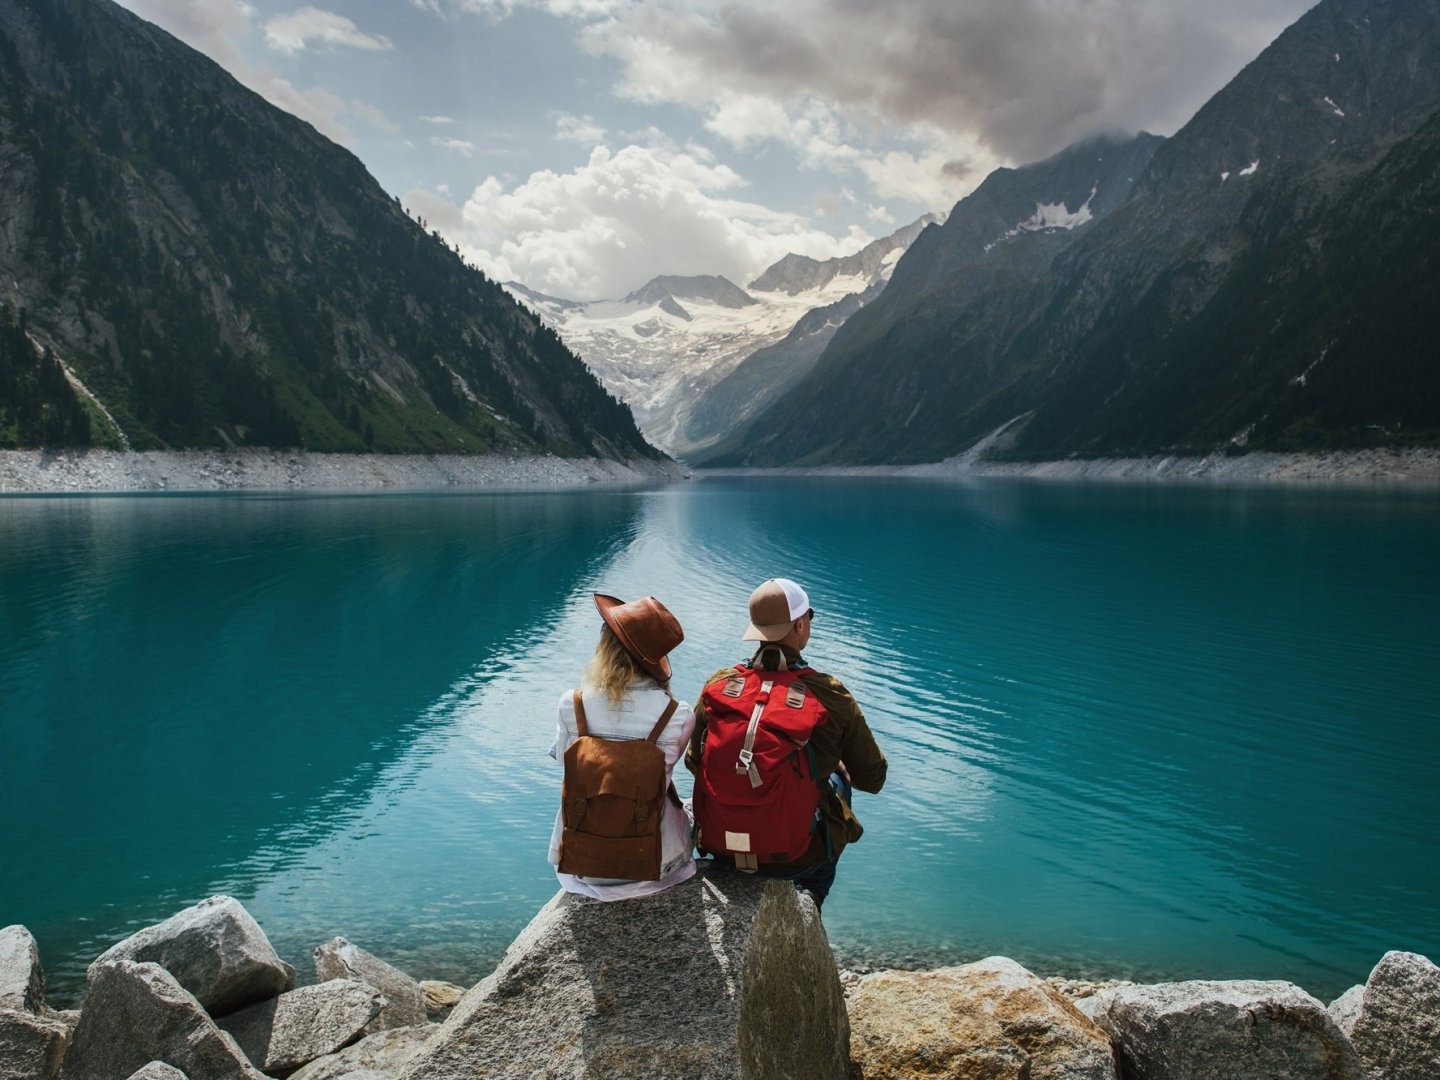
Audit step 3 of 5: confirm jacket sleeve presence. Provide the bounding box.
[805,674,887,794]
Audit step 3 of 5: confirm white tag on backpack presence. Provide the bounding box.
[725,831,752,852]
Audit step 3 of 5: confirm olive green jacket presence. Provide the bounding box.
[685,644,888,869]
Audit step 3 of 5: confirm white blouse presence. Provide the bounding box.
[547,680,697,900]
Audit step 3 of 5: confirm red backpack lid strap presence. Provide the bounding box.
[646,698,680,743]
[573,689,589,737]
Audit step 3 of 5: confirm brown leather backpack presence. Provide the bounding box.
[558,690,678,881]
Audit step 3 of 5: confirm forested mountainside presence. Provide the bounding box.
[710,0,1440,466]
[0,0,657,457]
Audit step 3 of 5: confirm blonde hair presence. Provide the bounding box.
[583,625,669,705]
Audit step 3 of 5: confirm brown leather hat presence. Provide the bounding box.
[593,593,684,683]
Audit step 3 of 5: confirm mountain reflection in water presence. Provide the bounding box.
[2,479,1436,1004]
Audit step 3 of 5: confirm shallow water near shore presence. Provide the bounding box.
[2,478,1438,1005]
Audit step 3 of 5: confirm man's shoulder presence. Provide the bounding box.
[797,666,860,714]
[797,666,853,694]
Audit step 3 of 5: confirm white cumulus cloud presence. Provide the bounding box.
[263,7,394,55]
[405,143,873,300]
[431,0,1313,211]
[554,112,608,145]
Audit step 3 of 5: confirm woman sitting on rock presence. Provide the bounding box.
[547,593,696,900]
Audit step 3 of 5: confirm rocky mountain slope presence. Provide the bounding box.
[508,216,936,455]
[0,0,657,458]
[710,0,1440,466]
[680,279,885,459]
[690,133,1162,465]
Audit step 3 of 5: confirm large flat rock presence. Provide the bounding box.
[846,957,1118,1080]
[217,979,383,1075]
[1343,951,1440,1080]
[59,960,265,1080]
[288,1024,437,1080]
[1086,979,1362,1080]
[313,938,425,1031]
[398,863,849,1080]
[88,897,292,1018]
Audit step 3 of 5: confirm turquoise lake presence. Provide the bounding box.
[2,478,1437,1005]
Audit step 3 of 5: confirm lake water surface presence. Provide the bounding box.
[2,478,1437,1004]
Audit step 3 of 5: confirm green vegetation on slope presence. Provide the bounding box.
[0,304,91,448]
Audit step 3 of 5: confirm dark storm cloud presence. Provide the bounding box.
[637,0,1318,162]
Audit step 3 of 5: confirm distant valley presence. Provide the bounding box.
[505,215,936,457]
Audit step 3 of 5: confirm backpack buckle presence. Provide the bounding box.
[736,748,762,788]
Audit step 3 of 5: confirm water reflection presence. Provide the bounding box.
[5,480,1438,1004]
[0,490,647,995]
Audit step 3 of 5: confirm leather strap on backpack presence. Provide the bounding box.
[647,698,679,743]
[573,690,589,736]
[574,691,676,742]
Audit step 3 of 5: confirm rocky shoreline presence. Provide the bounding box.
[4,446,1439,494]
[4,881,1436,1079]
[703,446,1440,485]
[0,449,688,494]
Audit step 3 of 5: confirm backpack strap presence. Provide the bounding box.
[646,698,679,743]
[737,679,774,788]
[573,690,589,737]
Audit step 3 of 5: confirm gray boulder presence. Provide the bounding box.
[1328,985,1365,1035]
[846,957,1118,1079]
[313,939,425,1031]
[126,1065,190,1080]
[1086,979,1362,1080]
[217,979,385,1075]
[58,960,266,1080]
[398,863,849,1080]
[0,1006,72,1080]
[288,1024,437,1080]
[1345,951,1440,1080]
[88,897,293,1018]
[1,925,46,1012]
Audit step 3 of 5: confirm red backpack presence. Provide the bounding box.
[694,663,828,870]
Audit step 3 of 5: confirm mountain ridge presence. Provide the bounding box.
[507,214,936,454]
[0,0,658,459]
[708,0,1440,466]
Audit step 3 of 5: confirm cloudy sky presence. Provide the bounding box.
[114,0,1316,300]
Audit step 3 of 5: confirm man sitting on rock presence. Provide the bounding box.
[686,578,886,907]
